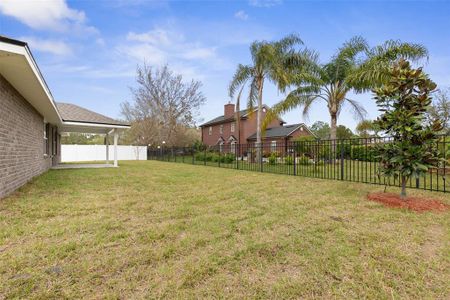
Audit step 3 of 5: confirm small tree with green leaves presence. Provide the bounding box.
[374,59,442,198]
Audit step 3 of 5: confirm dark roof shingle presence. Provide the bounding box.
[247,124,306,140]
[200,108,249,127]
[56,102,128,126]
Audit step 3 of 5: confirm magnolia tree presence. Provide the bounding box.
[374,59,442,198]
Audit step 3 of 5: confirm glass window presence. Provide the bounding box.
[220,124,223,134]
[209,126,212,135]
[231,122,235,133]
[271,140,277,152]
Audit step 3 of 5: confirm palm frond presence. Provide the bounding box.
[335,36,369,62]
[247,77,259,111]
[369,39,428,63]
[273,33,303,53]
[234,84,246,143]
[229,64,253,98]
[262,86,323,129]
[345,98,367,120]
[348,40,428,91]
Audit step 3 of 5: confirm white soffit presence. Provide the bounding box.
[0,41,62,124]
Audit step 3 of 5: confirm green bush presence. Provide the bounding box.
[285,155,294,165]
[222,153,235,164]
[196,152,235,163]
[294,136,316,156]
[350,145,379,162]
[268,152,277,165]
[298,155,312,165]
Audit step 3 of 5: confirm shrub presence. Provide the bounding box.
[298,155,312,165]
[222,153,235,164]
[285,155,294,165]
[268,152,277,165]
[350,145,379,162]
[294,136,316,156]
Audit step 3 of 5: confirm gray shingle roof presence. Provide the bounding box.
[56,102,129,126]
[247,124,306,140]
[200,108,249,127]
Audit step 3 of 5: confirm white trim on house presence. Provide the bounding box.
[0,40,62,124]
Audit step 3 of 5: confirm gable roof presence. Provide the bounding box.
[200,108,249,127]
[247,123,310,140]
[57,103,128,126]
[200,105,284,127]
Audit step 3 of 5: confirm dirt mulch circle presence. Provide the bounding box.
[367,192,449,213]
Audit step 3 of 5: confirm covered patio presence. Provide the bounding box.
[55,102,130,168]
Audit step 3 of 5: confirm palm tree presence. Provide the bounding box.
[229,34,310,152]
[267,36,428,140]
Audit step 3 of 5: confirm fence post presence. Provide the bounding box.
[218,146,221,168]
[236,144,239,170]
[260,143,263,172]
[340,140,344,181]
[293,146,297,176]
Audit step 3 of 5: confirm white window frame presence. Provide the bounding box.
[230,141,237,154]
[271,140,277,152]
[219,141,224,152]
[219,124,223,134]
[231,122,235,133]
[208,126,212,135]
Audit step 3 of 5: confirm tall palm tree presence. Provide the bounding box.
[266,36,428,140]
[229,34,310,150]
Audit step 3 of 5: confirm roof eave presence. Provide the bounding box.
[0,37,63,125]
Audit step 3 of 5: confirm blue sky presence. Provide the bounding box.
[1,0,449,131]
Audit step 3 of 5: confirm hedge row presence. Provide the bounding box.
[194,152,235,163]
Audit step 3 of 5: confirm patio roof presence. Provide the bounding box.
[57,102,129,134]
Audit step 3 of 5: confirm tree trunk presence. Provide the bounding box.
[401,176,407,199]
[256,79,264,163]
[330,113,337,140]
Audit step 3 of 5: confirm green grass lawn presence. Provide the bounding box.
[0,161,449,299]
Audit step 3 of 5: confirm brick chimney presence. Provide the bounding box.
[224,103,235,118]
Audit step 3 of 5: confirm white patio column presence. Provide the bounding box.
[105,133,110,165]
[113,129,119,167]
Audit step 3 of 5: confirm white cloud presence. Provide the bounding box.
[249,0,283,8]
[127,29,177,46]
[21,37,72,56]
[0,0,95,33]
[120,27,219,65]
[117,43,168,65]
[234,10,249,20]
[181,47,216,60]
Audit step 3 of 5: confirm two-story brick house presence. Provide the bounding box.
[200,103,314,152]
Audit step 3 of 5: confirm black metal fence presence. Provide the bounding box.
[147,136,450,193]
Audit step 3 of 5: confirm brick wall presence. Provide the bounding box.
[0,74,58,199]
[201,109,283,146]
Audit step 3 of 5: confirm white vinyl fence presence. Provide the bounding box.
[61,145,147,162]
